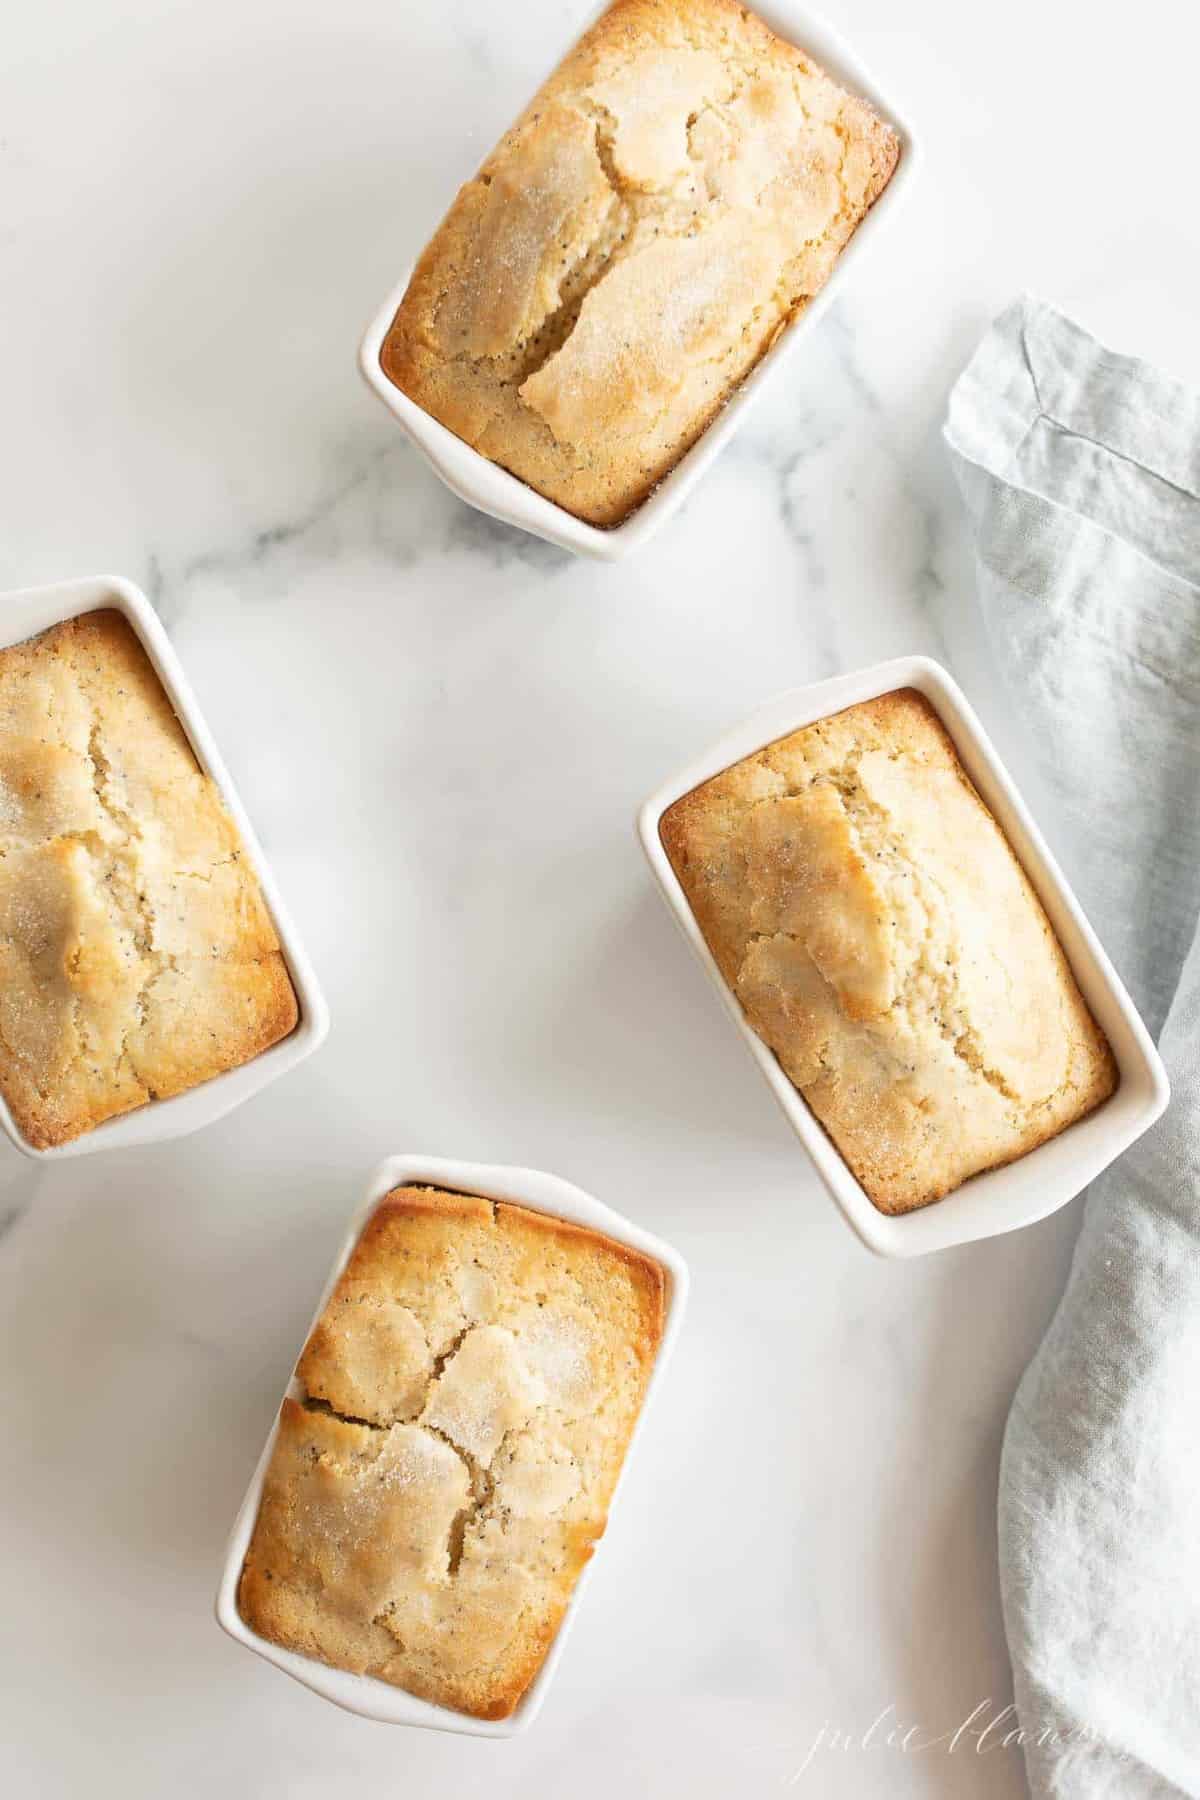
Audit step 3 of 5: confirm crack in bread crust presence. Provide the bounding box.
[82,719,168,1095]
[301,1386,502,1581]
[808,754,1029,1107]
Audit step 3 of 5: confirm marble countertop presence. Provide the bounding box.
[3,2,1197,1795]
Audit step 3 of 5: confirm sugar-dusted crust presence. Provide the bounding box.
[660,690,1118,1214]
[382,0,899,526]
[0,611,298,1147]
[238,1185,667,1719]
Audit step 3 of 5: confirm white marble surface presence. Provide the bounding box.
[2,2,1198,1795]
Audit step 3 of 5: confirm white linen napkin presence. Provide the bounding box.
[945,296,1200,1799]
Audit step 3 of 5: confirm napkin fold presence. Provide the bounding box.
[945,297,1200,1799]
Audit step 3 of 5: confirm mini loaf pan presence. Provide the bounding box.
[215,1153,690,1736]
[358,0,920,561]
[0,573,329,1161]
[637,656,1169,1258]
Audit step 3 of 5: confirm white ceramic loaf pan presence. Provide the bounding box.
[0,574,329,1161]
[638,657,1169,1258]
[359,0,920,560]
[216,1153,690,1736]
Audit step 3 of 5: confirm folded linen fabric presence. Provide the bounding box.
[946,296,1200,1799]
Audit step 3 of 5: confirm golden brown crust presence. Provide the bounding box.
[239,1184,666,1719]
[0,611,298,1146]
[382,0,899,526]
[661,690,1118,1213]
